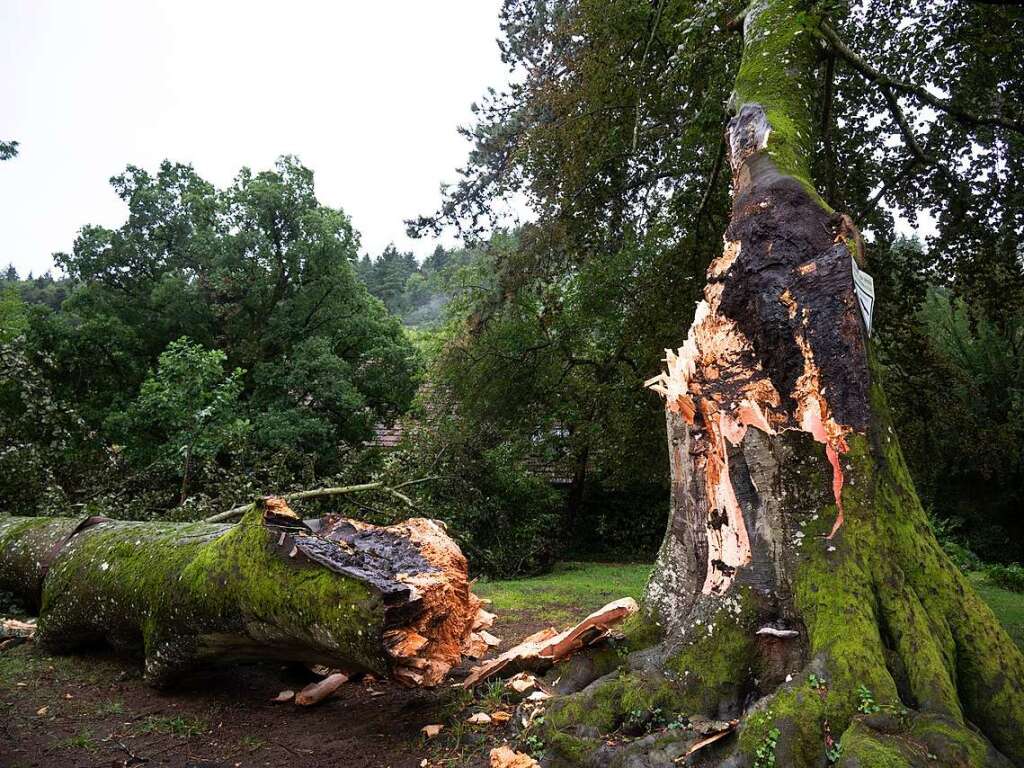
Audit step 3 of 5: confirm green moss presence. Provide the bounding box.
[545,730,598,767]
[733,0,822,191]
[13,506,394,683]
[839,721,912,768]
[665,599,757,714]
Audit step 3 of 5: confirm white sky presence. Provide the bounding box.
[0,0,510,277]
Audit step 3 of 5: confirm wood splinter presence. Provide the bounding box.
[463,598,638,687]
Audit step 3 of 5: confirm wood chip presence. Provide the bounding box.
[479,630,501,647]
[271,689,295,703]
[507,673,537,694]
[467,712,492,725]
[681,720,739,758]
[421,724,443,738]
[295,673,348,706]
[36,705,48,716]
[489,746,540,768]
[490,710,512,724]
[473,608,497,631]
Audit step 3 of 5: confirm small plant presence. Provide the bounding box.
[241,735,266,752]
[523,734,546,760]
[808,674,828,691]
[754,727,780,768]
[95,700,125,716]
[624,706,667,733]
[856,685,880,714]
[986,563,1024,593]
[480,679,506,709]
[60,729,97,751]
[826,742,843,763]
[139,714,208,738]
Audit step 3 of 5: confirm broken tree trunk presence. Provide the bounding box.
[540,2,1024,766]
[0,499,489,688]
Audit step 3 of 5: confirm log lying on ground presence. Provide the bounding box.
[463,597,638,687]
[0,499,488,688]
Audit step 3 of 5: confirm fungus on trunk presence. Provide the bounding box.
[540,1,1024,765]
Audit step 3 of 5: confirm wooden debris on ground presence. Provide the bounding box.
[489,745,541,768]
[678,719,739,761]
[464,598,639,687]
[295,672,349,706]
[421,724,444,738]
[271,689,295,703]
[467,712,492,725]
[1,617,36,639]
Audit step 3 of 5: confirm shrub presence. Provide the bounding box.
[986,563,1024,593]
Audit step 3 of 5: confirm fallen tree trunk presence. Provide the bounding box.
[0,499,487,688]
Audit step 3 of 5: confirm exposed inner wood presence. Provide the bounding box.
[646,105,869,595]
[463,598,638,687]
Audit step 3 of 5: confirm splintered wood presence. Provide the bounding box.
[1,618,36,639]
[463,598,638,687]
[317,514,493,688]
[489,746,541,768]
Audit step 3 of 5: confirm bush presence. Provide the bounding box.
[986,563,1024,593]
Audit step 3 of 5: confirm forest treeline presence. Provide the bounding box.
[2,0,1023,574]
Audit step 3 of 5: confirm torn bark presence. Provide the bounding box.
[0,499,485,688]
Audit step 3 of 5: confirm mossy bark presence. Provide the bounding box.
[541,1,1024,765]
[0,502,479,688]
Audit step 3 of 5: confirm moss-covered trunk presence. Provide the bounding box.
[542,1,1024,765]
[0,500,485,689]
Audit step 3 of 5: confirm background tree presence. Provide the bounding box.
[110,337,249,504]
[3,157,418,517]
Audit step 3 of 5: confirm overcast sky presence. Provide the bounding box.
[0,0,510,277]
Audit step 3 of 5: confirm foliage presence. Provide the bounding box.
[986,564,1024,594]
[110,338,249,503]
[355,243,476,327]
[0,157,418,517]
[394,401,563,576]
[879,269,1024,562]
[0,140,17,161]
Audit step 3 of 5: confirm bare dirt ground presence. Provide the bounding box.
[0,562,653,768]
[0,613,550,768]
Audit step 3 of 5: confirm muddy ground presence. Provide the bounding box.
[0,611,554,768]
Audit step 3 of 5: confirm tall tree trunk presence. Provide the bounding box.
[541,2,1024,765]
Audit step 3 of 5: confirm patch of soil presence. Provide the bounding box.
[0,610,551,768]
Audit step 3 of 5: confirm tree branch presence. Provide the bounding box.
[202,477,439,524]
[820,21,1024,135]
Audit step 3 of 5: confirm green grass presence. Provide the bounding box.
[95,699,126,717]
[58,729,97,751]
[138,714,208,738]
[475,561,651,624]
[969,572,1024,650]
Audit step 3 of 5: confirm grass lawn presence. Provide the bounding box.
[476,561,652,625]
[969,571,1024,650]
[478,562,1024,652]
